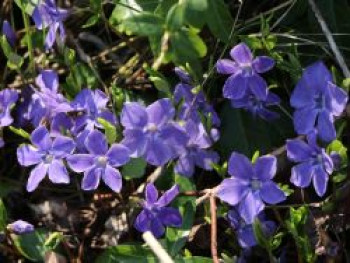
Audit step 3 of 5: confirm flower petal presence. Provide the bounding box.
[247,74,268,100]
[45,23,59,50]
[150,217,165,238]
[67,154,94,172]
[102,165,122,192]
[35,70,58,92]
[85,130,108,155]
[145,183,158,204]
[317,110,336,142]
[158,207,182,227]
[121,129,147,158]
[17,145,42,166]
[156,185,180,207]
[216,178,249,206]
[51,136,75,158]
[290,162,314,188]
[293,107,318,135]
[216,59,239,74]
[134,209,152,233]
[144,137,173,166]
[228,152,254,179]
[312,165,328,197]
[31,126,52,151]
[286,139,314,162]
[230,43,253,64]
[106,144,130,167]
[328,82,348,116]
[146,98,175,126]
[223,74,247,100]
[48,159,70,184]
[254,155,277,181]
[238,191,264,224]
[259,182,286,204]
[27,163,48,192]
[252,56,275,73]
[175,154,195,177]
[82,168,101,191]
[121,102,147,129]
[194,150,219,171]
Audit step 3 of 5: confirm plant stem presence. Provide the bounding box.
[21,6,35,74]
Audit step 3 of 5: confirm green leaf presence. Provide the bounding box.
[9,126,31,139]
[13,229,49,261]
[205,0,234,43]
[122,158,147,179]
[14,0,40,14]
[82,14,100,28]
[327,139,347,161]
[7,52,24,70]
[0,200,7,231]
[144,65,171,96]
[175,257,213,263]
[169,28,207,64]
[95,244,156,263]
[166,3,186,31]
[122,13,164,36]
[44,232,64,251]
[0,35,12,57]
[98,118,117,144]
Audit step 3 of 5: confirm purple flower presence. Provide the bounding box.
[0,88,18,127]
[290,61,348,142]
[32,0,68,49]
[216,153,285,223]
[0,88,18,147]
[174,67,192,84]
[120,99,188,166]
[286,132,334,197]
[175,121,219,177]
[228,209,276,248]
[231,90,281,121]
[17,126,75,192]
[72,89,117,133]
[67,130,130,192]
[28,70,72,125]
[2,20,16,47]
[216,43,275,100]
[134,183,182,237]
[7,220,34,234]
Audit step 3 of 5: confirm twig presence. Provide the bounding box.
[210,192,219,263]
[135,166,164,195]
[308,0,350,78]
[152,31,170,71]
[142,231,174,263]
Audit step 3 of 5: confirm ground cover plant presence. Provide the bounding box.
[1,0,350,262]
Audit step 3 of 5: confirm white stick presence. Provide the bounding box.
[142,231,175,263]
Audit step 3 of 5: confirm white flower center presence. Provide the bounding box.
[147,124,158,132]
[97,156,108,167]
[250,178,261,190]
[44,154,54,164]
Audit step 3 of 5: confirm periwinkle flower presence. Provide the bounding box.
[32,0,68,49]
[67,130,130,192]
[29,70,72,125]
[7,220,34,234]
[175,121,219,177]
[217,153,285,223]
[216,43,275,100]
[120,99,188,166]
[72,88,117,133]
[231,90,281,121]
[0,88,18,147]
[17,126,75,192]
[290,61,348,142]
[286,132,334,197]
[0,88,18,127]
[2,20,16,47]
[228,209,276,248]
[134,183,182,238]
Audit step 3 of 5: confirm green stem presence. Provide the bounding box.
[21,6,35,74]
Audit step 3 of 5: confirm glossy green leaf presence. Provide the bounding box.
[166,3,186,31]
[0,200,7,231]
[121,13,164,36]
[122,158,147,179]
[205,0,233,43]
[13,229,49,261]
[9,126,31,140]
[98,118,117,144]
